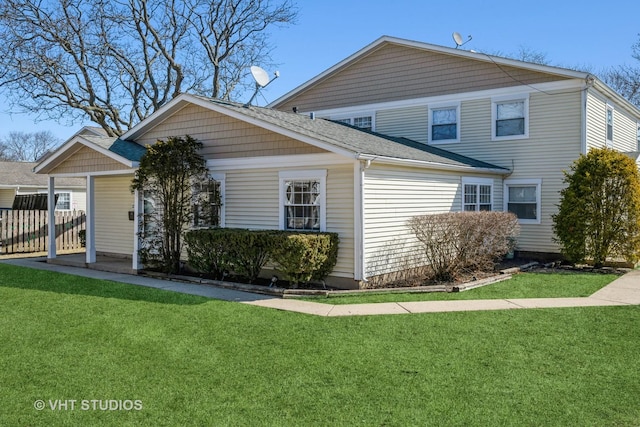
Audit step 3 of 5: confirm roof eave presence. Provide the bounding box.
[269,35,589,108]
[356,153,511,175]
[35,135,136,174]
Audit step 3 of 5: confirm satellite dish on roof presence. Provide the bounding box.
[453,32,472,49]
[245,66,280,106]
[251,65,271,87]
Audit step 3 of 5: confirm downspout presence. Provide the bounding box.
[582,75,594,155]
[354,158,371,283]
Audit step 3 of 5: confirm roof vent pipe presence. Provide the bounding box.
[310,112,315,120]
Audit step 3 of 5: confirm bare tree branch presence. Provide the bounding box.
[0,130,62,161]
[0,0,297,135]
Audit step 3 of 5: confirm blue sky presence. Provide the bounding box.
[1,0,638,142]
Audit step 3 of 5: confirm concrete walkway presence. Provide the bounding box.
[2,256,639,316]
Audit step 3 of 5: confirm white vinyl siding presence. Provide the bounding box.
[586,91,639,152]
[94,175,136,256]
[375,106,428,144]
[222,164,354,279]
[363,165,503,278]
[444,90,582,253]
[0,189,14,209]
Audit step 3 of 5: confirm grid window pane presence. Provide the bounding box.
[55,192,70,210]
[607,109,613,141]
[193,179,222,227]
[284,180,320,230]
[464,183,492,211]
[353,116,372,131]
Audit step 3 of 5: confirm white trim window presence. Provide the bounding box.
[462,177,493,211]
[492,95,529,140]
[429,103,460,143]
[504,179,541,224]
[636,120,640,151]
[192,174,225,228]
[332,114,374,131]
[279,170,326,231]
[606,104,614,145]
[37,190,72,211]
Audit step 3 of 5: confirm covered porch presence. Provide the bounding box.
[34,128,147,273]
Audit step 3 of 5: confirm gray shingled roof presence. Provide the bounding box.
[0,161,85,187]
[200,97,508,172]
[81,135,146,162]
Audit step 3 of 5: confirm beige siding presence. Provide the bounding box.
[95,175,135,256]
[430,90,583,253]
[135,104,326,158]
[586,90,638,152]
[49,145,127,174]
[376,106,428,143]
[222,164,355,279]
[70,190,87,212]
[273,42,567,112]
[363,164,503,278]
[0,189,14,209]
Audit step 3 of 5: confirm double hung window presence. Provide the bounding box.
[429,104,459,143]
[492,95,529,140]
[279,170,326,231]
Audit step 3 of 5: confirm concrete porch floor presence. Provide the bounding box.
[47,253,137,275]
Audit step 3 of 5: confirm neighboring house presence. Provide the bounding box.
[0,161,86,211]
[34,36,640,288]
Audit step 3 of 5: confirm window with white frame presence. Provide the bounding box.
[429,104,459,143]
[279,170,326,231]
[462,178,492,211]
[55,192,71,210]
[38,190,71,210]
[492,95,529,140]
[192,175,224,228]
[637,121,640,150]
[332,114,373,131]
[504,179,541,224]
[606,105,614,144]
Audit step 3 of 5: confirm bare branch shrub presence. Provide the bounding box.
[408,212,519,282]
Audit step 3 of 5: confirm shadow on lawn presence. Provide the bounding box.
[0,265,211,306]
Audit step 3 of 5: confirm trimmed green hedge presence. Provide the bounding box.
[185,228,339,286]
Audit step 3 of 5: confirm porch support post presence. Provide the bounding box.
[132,188,142,270]
[47,176,56,260]
[85,175,96,264]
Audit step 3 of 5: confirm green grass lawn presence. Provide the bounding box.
[310,272,619,305]
[1,264,639,426]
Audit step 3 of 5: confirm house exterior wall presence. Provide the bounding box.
[586,89,639,152]
[94,175,135,256]
[135,104,326,158]
[363,163,504,278]
[48,145,126,174]
[314,86,585,254]
[273,42,568,113]
[218,162,355,280]
[0,189,14,209]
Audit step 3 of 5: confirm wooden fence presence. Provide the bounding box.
[0,210,86,254]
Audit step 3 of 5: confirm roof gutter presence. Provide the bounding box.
[356,153,511,175]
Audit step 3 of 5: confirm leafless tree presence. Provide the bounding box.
[0,131,61,161]
[0,0,297,136]
[600,36,640,108]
